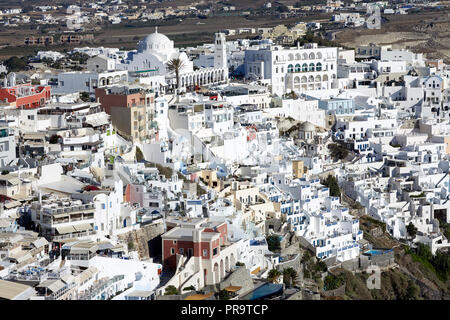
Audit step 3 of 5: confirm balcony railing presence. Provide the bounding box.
[53,230,97,241]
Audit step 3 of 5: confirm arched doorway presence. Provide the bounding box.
[213,263,219,283]
[225,256,230,272]
[220,259,224,279]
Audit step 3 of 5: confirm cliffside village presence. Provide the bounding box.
[0,20,449,300]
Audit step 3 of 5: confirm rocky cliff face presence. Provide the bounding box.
[118,220,165,260]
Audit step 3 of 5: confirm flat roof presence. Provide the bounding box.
[0,279,33,300]
[126,290,153,298]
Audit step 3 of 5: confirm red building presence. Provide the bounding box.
[159,217,239,291]
[0,84,51,109]
[162,218,228,269]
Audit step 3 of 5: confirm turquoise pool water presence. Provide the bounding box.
[364,249,391,256]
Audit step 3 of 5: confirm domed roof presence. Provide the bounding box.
[138,27,174,53]
[300,121,315,132]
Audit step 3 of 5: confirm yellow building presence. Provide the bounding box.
[292,160,305,179]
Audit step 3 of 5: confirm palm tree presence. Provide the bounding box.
[267,269,281,283]
[166,58,186,90]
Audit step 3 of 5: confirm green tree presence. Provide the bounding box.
[432,250,450,281]
[404,283,419,300]
[79,92,90,102]
[215,289,231,300]
[166,58,186,89]
[322,175,340,197]
[164,285,179,295]
[328,143,349,161]
[266,235,281,252]
[416,243,432,261]
[135,146,144,161]
[267,269,281,283]
[49,134,61,144]
[276,5,289,13]
[323,274,343,291]
[3,56,28,72]
[283,268,298,287]
[406,222,418,240]
[183,285,196,291]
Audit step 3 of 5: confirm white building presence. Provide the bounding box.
[244,43,338,96]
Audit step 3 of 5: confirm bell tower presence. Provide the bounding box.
[214,32,227,70]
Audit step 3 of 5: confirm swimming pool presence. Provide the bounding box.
[241,283,284,300]
[364,249,392,256]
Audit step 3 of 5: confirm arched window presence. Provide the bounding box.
[316,52,322,59]
[294,76,300,84]
[309,63,315,72]
[295,64,301,72]
[301,76,307,83]
[302,53,308,60]
[288,53,294,61]
[287,64,294,73]
[309,52,315,59]
[308,75,314,83]
[302,63,308,72]
[316,62,322,71]
[296,53,301,60]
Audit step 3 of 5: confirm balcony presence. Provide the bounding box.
[53,230,97,241]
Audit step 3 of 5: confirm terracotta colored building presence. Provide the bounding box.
[0,84,51,109]
[162,218,229,269]
[95,87,154,115]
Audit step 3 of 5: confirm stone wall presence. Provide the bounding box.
[341,257,360,271]
[117,219,165,260]
[265,218,283,233]
[275,253,302,275]
[321,284,346,298]
[302,289,321,300]
[340,251,395,272]
[219,266,254,297]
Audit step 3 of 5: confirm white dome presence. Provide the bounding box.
[138,28,174,53]
[300,121,315,132]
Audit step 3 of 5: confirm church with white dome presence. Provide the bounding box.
[117,28,228,91]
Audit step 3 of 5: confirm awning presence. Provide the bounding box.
[224,286,242,292]
[60,274,76,285]
[37,280,66,293]
[251,267,260,275]
[184,292,215,300]
[110,245,125,253]
[15,253,33,264]
[55,225,76,235]
[32,238,48,248]
[53,213,69,219]
[77,266,98,284]
[4,201,22,209]
[73,224,93,232]
[96,242,114,251]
